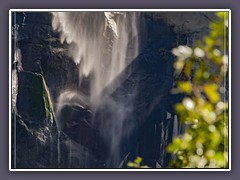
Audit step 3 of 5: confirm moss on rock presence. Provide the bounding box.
[14,71,57,168]
[16,71,55,127]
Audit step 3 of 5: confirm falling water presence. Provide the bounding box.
[12,48,22,110]
[51,12,139,168]
[52,12,139,107]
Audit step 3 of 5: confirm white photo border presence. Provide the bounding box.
[9,9,231,172]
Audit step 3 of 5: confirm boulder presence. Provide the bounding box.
[12,113,56,168]
[13,71,57,168]
[16,71,54,124]
[57,104,96,151]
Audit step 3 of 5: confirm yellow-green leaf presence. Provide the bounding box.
[178,81,192,94]
[203,84,220,103]
[134,157,142,164]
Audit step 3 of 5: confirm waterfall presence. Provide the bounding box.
[52,12,139,107]
[52,12,139,167]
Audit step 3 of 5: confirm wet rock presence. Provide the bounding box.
[94,15,182,168]
[12,114,56,168]
[52,99,114,168]
[41,50,79,103]
[16,71,55,125]
[14,12,79,104]
[24,12,52,25]
[51,131,104,168]
[57,104,96,151]
[13,71,57,168]
[144,12,216,42]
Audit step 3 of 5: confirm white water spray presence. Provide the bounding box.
[52,12,139,167]
[12,48,22,110]
[52,12,139,106]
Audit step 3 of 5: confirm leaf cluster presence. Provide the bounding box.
[167,12,229,168]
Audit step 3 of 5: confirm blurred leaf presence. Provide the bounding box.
[203,84,220,103]
[127,162,136,168]
[135,157,142,164]
[178,81,192,94]
[168,12,229,168]
[127,157,149,168]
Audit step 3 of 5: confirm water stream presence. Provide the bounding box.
[52,12,140,168]
[52,12,139,107]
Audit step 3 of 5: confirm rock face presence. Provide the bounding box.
[11,12,80,169]
[17,72,54,123]
[56,105,105,168]
[15,12,79,103]
[11,11,215,169]
[12,71,57,168]
[94,16,178,167]
[57,104,96,151]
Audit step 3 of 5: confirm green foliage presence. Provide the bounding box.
[167,12,229,168]
[42,77,55,123]
[127,157,150,168]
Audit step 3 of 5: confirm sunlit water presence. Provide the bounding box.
[52,12,139,167]
[52,12,139,106]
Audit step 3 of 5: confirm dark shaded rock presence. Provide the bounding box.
[12,114,56,168]
[11,12,27,25]
[51,131,104,168]
[52,100,106,168]
[93,16,179,168]
[13,71,57,168]
[41,50,79,103]
[94,54,175,167]
[18,24,54,41]
[18,43,44,73]
[14,12,79,104]
[16,71,54,125]
[142,12,216,44]
[137,106,175,168]
[57,104,96,151]
[24,12,52,25]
